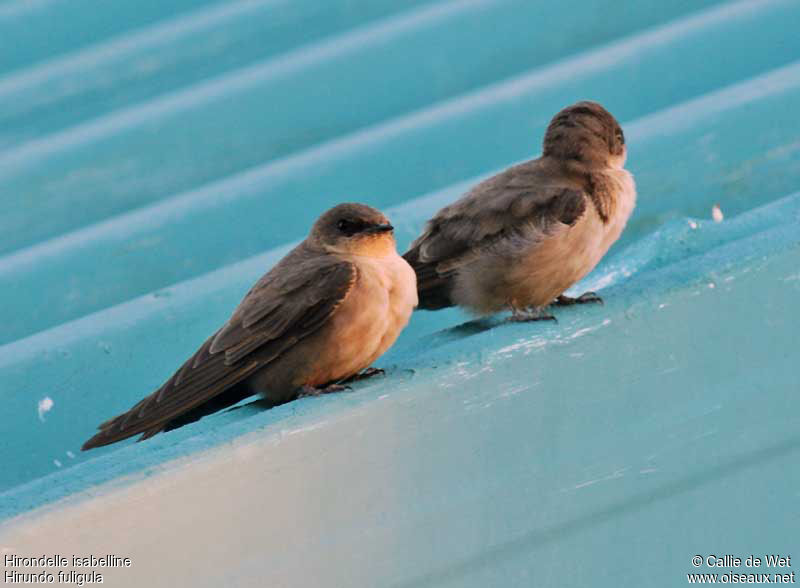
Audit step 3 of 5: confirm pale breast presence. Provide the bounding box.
[523,169,635,306]
[601,168,636,251]
[307,252,417,386]
[520,168,636,306]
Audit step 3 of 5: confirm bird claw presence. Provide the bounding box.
[298,383,351,398]
[555,292,604,306]
[509,308,558,323]
[299,367,385,398]
[341,367,385,383]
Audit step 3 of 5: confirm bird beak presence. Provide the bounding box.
[366,223,394,234]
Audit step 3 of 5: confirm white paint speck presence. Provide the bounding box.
[53,459,62,468]
[495,337,548,356]
[712,203,724,222]
[570,467,630,491]
[66,451,75,459]
[499,385,527,398]
[581,270,618,291]
[285,421,328,436]
[37,397,54,421]
[688,219,698,229]
[708,282,716,289]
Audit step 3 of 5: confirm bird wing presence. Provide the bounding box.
[82,248,356,449]
[403,160,587,309]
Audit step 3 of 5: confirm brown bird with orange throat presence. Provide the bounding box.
[83,203,417,449]
[403,101,635,321]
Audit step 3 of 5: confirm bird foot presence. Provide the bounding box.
[509,307,557,323]
[298,383,351,398]
[340,367,385,383]
[555,292,603,306]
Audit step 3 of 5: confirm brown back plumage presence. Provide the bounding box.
[403,159,587,310]
[403,101,625,310]
[82,243,356,449]
[82,201,411,450]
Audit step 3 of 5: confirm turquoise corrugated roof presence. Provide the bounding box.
[1,0,798,585]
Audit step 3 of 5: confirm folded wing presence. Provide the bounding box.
[403,160,587,309]
[82,247,355,449]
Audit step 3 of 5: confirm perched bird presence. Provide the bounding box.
[403,101,635,321]
[83,203,417,449]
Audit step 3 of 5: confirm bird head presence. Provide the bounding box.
[542,101,626,169]
[310,203,397,257]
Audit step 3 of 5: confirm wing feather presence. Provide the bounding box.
[82,247,355,450]
[403,159,587,309]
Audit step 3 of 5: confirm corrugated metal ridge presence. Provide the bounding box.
[2,1,752,250]
[3,57,800,351]
[1,5,799,577]
[3,0,799,344]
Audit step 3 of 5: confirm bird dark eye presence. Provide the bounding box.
[615,128,625,144]
[337,219,362,236]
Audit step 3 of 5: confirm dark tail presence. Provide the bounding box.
[402,249,454,311]
[82,334,260,450]
[161,382,254,432]
[82,382,255,450]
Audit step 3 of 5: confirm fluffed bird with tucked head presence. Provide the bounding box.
[83,203,417,450]
[403,101,635,321]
